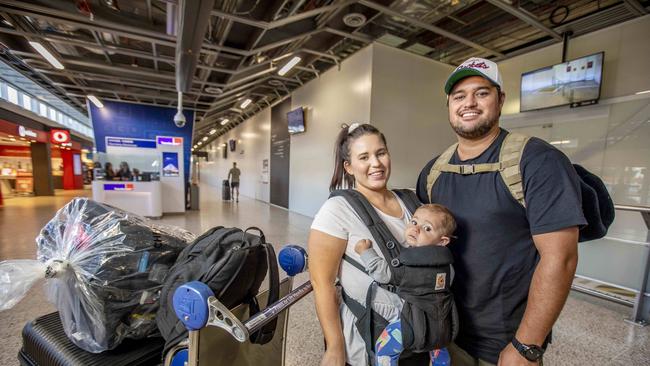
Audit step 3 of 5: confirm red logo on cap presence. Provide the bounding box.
[462,61,489,70]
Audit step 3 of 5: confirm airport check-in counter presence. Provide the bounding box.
[92,180,162,218]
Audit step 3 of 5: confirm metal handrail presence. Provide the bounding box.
[572,203,650,326]
[614,204,650,213]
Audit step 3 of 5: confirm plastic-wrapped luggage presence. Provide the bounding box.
[0,198,195,353]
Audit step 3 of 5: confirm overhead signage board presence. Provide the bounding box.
[106,137,156,149]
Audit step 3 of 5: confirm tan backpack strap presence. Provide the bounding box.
[437,162,502,175]
[426,143,457,203]
[499,132,531,207]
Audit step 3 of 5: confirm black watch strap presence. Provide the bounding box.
[512,336,545,362]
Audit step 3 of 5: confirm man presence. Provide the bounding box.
[416,58,586,365]
[228,162,241,202]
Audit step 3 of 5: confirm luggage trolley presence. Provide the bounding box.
[167,245,311,366]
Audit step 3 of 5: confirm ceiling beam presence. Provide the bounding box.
[623,0,649,15]
[210,0,358,30]
[358,0,505,58]
[66,93,209,111]
[52,83,214,107]
[484,0,563,41]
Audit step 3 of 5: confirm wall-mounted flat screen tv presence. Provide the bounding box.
[520,52,603,112]
[287,107,305,134]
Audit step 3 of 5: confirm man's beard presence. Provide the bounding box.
[449,115,498,139]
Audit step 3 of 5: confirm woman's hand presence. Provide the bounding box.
[354,239,372,254]
[320,346,346,366]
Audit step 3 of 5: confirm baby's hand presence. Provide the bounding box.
[354,239,372,254]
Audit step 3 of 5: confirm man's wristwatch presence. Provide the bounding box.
[511,336,545,362]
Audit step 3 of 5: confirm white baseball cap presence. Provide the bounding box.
[444,57,503,94]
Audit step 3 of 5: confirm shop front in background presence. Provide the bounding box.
[0,139,33,197]
[0,119,86,198]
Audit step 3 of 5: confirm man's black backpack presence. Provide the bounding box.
[156,226,279,356]
[331,189,458,364]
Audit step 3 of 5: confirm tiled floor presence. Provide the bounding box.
[0,186,648,365]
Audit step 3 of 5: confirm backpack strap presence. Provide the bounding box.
[392,189,421,215]
[329,189,404,283]
[249,241,280,345]
[425,133,530,207]
[426,143,457,203]
[498,132,530,208]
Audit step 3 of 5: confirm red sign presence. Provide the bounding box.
[0,146,31,157]
[51,129,71,144]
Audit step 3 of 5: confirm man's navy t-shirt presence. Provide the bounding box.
[416,129,586,363]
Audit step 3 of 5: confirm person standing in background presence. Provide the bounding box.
[228,162,241,202]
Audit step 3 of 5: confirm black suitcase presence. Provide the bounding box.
[222,179,231,201]
[18,312,164,366]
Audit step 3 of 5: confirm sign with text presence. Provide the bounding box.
[104,183,135,191]
[18,125,38,138]
[106,137,156,149]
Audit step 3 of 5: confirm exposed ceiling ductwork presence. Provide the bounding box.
[175,0,215,93]
[0,0,646,146]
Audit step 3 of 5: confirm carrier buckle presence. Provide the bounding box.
[459,165,475,174]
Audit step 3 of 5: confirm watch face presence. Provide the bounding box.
[525,347,544,361]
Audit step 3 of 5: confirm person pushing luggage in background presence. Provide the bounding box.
[228,162,241,202]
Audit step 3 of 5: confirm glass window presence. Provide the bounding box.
[22,93,32,110]
[48,107,55,120]
[7,85,18,104]
[39,102,47,117]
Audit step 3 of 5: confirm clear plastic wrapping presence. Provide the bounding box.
[0,198,195,353]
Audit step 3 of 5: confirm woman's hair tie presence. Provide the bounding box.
[348,123,360,134]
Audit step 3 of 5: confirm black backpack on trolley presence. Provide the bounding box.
[156,226,279,356]
[331,189,459,364]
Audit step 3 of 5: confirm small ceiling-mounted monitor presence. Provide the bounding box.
[287,107,305,135]
[520,52,604,112]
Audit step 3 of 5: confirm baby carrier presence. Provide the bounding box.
[330,189,459,363]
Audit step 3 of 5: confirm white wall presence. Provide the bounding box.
[370,43,456,189]
[199,108,271,202]
[499,15,650,115]
[289,45,374,217]
[494,16,650,291]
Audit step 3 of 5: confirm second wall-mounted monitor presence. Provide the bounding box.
[520,52,604,112]
[229,139,236,152]
[287,107,305,134]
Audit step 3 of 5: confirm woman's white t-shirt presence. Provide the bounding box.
[310,192,412,365]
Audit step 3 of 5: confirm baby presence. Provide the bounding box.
[354,203,456,366]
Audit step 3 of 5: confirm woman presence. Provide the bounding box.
[104,162,116,181]
[116,161,133,181]
[308,123,427,366]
